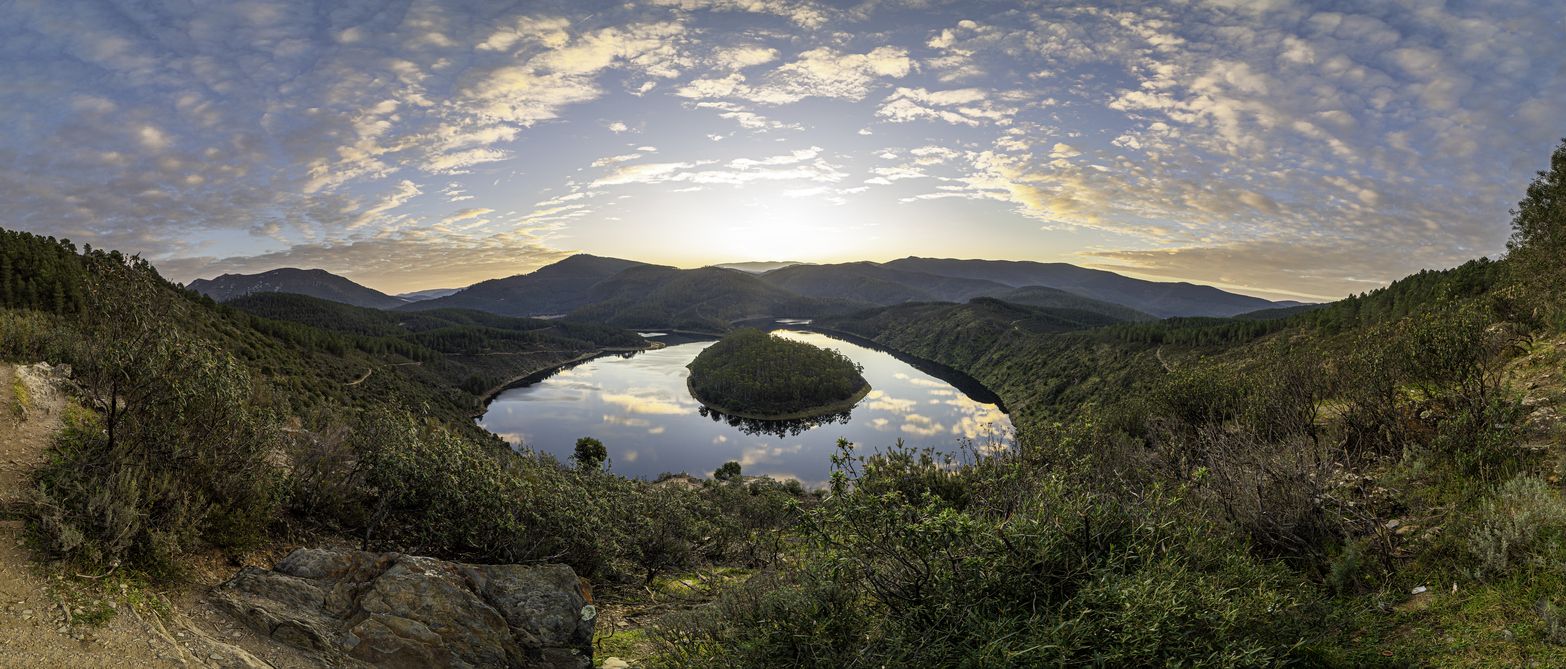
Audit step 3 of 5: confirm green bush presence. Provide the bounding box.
[30,338,281,577]
[1463,476,1566,581]
[653,440,1318,667]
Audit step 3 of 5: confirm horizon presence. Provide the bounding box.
[188,252,1343,303]
[5,1,1563,302]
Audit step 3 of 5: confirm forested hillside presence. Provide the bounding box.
[0,230,88,314]
[227,292,644,396]
[567,265,864,331]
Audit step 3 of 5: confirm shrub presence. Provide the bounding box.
[30,338,281,578]
[573,436,607,470]
[653,439,1317,667]
[1463,476,1566,581]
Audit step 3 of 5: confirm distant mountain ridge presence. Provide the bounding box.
[397,288,461,302]
[757,261,1159,321]
[188,268,407,310]
[570,265,863,331]
[190,254,1302,325]
[400,254,648,316]
[714,260,804,273]
[882,257,1291,318]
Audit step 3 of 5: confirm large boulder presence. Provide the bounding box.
[212,549,595,669]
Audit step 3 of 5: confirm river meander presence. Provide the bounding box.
[479,329,1014,486]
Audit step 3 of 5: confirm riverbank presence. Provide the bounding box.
[470,343,661,417]
[685,378,872,421]
[777,323,1010,413]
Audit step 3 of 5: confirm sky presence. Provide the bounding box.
[1,0,1562,301]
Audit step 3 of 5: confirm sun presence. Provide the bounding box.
[707,193,859,262]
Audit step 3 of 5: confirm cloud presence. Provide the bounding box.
[440,207,494,225]
[1083,240,1469,301]
[0,0,1559,300]
[876,87,1015,126]
[679,46,913,105]
[712,45,780,70]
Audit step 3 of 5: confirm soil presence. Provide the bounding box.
[0,363,322,669]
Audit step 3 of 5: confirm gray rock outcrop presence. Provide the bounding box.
[212,548,595,668]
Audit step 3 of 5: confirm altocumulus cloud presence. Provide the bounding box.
[0,0,1560,296]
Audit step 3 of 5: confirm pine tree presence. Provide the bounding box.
[1507,138,1566,321]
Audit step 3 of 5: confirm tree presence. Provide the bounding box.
[715,461,742,481]
[1507,138,1566,318]
[573,437,607,470]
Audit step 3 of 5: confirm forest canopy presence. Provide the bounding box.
[686,329,869,420]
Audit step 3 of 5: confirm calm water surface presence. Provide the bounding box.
[479,330,1014,486]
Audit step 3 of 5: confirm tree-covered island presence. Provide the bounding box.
[686,329,870,420]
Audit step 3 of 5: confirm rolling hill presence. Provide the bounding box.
[188,267,408,309]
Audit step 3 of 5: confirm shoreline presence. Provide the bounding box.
[776,323,1010,413]
[685,377,873,422]
[470,344,659,418]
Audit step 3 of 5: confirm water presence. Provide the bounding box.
[479,330,1014,487]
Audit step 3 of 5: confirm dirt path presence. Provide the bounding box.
[0,363,322,668]
[0,363,191,666]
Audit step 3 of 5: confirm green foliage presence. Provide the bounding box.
[225,291,645,402]
[568,265,859,331]
[714,460,741,481]
[1507,137,1566,321]
[687,329,867,418]
[9,372,29,419]
[656,440,1315,667]
[0,230,87,315]
[31,335,281,577]
[1462,477,1566,582]
[573,437,607,470]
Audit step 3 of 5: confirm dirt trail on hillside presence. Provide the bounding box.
[0,363,189,666]
[0,363,325,668]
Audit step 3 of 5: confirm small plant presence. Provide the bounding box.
[1464,476,1566,581]
[9,372,29,420]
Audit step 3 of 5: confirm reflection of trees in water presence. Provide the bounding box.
[697,405,853,438]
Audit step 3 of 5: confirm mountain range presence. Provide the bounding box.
[188,255,1307,326]
[188,268,410,310]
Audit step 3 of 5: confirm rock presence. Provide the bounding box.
[212,548,594,669]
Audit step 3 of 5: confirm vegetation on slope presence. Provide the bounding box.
[686,329,868,419]
[881,256,1286,317]
[568,265,864,331]
[226,291,644,396]
[989,284,1155,321]
[5,139,1566,667]
[647,138,1566,667]
[0,229,89,314]
[0,235,807,592]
